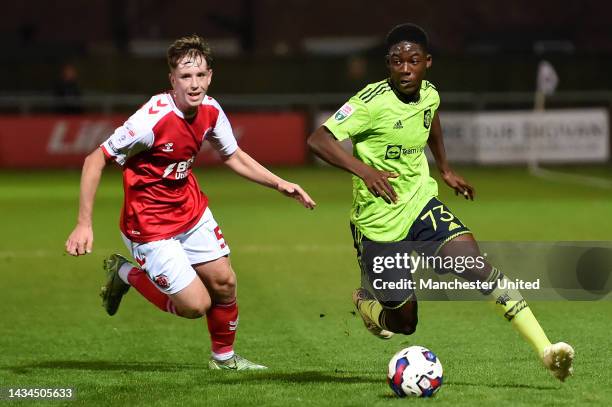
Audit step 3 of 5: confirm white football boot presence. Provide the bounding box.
[542,342,574,382]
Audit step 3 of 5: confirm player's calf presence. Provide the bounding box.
[207,298,239,361]
[385,300,419,335]
[440,236,564,373]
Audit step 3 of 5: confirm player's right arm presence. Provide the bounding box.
[65,102,155,256]
[308,126,397,204]
[65,148,107,256]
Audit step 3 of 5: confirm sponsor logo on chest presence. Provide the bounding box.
[384,144,425,159]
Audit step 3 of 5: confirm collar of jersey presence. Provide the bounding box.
[166,91,188,119]
[387,79,421,105]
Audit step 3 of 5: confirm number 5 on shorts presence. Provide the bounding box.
[214,226,226,249]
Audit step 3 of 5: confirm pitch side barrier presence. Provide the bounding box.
[1,108,608,168]
[0,113,307,168]
[315,108,610,164]
[359,241,612,302]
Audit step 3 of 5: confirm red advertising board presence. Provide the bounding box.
[0,113,307,168]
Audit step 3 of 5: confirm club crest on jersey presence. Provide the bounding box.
[155,275,170,289]
[424,108,432,129]
[334,103,354,122]
[161,142,174,152]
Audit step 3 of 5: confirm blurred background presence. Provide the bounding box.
[1,5,611,403]
[0,0,610,170]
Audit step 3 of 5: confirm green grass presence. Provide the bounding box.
[1,166,611,406]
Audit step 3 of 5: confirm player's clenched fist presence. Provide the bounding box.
[65,224,93,256]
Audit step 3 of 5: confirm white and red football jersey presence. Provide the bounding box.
[100,92,238,243]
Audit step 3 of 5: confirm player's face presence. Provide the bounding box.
[386,42,432,97]
[169,55,212,115]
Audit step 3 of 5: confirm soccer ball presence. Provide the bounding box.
[387,346,443,397]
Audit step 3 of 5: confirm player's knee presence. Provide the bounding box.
[210,270,237,298]
[177,299,211,319]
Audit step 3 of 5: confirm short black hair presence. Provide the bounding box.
[385,23,429,53]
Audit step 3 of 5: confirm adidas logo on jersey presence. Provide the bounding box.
[393,120,403,129]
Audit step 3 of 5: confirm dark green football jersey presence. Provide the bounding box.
[324,79,440,241]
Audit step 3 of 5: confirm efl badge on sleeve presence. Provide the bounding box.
[334,103,355,121]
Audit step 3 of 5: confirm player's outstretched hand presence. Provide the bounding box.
[441,170,474,200]
[277,181,317,209]
[360,166,399,204]
[65,224,94,256]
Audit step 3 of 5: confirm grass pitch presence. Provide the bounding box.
[1,166,611,406]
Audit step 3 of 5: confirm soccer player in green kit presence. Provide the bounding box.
[308,23,574,382]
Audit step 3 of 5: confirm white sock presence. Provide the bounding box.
[118,263,132,285]
[212,350,234,361]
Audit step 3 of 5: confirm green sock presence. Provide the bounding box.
[489,274,551,356]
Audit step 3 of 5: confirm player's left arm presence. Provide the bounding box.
[223,147,316,209]
[427,112,475,200]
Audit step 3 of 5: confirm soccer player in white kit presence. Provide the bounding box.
[65,35,316,370]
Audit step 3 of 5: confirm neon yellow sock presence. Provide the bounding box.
[490,275,551,356]
[358,299,387,329]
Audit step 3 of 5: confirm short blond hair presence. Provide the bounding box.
[167,34,213,70]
